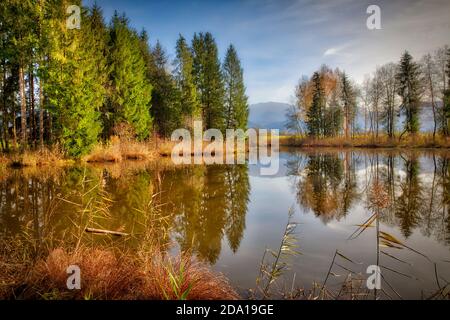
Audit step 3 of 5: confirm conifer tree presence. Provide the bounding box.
[307,72,324,137]
[222,44,248,130]
[2,0,38,149]
[174,34,201,130]
[107,12,152,140]
[143,39,181,137]
[192,32,225,130]
[340,72,357,139]
[89,4,110,140]
[396,51,422,136]
[325,87,343,137]
[45,1,103,156]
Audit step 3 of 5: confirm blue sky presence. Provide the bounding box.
[84,0,450,104]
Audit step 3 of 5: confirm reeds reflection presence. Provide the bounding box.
[1,150,449,299]
[0,163,250,264]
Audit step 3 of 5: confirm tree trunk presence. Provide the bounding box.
[39,79,44,149]
[19,65,27,150]
[1,68,9,152]
[29,67,36,148]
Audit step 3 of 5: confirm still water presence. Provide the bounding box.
[1,149,449,299]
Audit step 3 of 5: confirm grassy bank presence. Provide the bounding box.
[0,240,237,300]
[279,133,450,149]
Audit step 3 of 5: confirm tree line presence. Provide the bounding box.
[0,0,249,156]
[288,48,450,139]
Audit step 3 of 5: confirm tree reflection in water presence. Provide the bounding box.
[287,150,450,245]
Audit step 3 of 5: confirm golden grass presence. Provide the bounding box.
[83,136,155,163]
[0,242,238,300]
[6,145,72,168]
[280,133,450,149]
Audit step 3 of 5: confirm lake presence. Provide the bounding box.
[1,149,449,299]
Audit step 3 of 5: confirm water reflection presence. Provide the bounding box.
[1,150,450,298]
[158,165,250,263]
[289,152,359,223]
[286,150,450,245]
[0,163,250,263]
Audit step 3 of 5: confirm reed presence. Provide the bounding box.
[280,133,450,149]
[0,170,238,300]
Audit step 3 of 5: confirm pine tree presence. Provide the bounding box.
[89,4,110,140]
[2,0,39,150]
[340,72,356,139]
[0,0,19,151]
[192,32,225,130]
[396,51,422,136]
[107,13,152,140]
[45,1,103,157]
[142,39,181,137]
[325,87,342,137]
[222,44,248,130]
[174,34,201,130]
[307,72,324,137]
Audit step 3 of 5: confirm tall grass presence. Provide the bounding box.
[280,133,450,149]
[0,168,237,300]
[83,136,155,163]
[255,208,301,299]
[254,186,450,300]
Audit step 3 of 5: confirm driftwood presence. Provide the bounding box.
[85,227,129,237]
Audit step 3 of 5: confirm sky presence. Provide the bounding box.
[84,0,450,105]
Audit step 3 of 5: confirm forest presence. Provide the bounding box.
[0,0,249,158]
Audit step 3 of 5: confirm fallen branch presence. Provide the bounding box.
[85,227,129,237]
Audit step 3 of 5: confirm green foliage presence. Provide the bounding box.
[396,51,422,135]
[340,72,356,138]
[223,45,249,130]
[192,32,225,130]
[0,2,247,155]
[306,72,325,137]
[45,1,103,157]
[174,35,201,130]
[143,39,181,137]
[107,13,152,140]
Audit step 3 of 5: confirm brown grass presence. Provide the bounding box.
[6,145,71,168]
[280,133,450,149]
[83,136,155,163]
[0,244,238,300]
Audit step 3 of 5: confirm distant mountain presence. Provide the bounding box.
[248,102,291,131]
[355,102,440,133]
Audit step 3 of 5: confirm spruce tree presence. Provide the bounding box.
[2,0,38,149]
[107,13,152,140]
[340,72,356,139]
[174,34,201,130]
[89,4,110,140]
[192,32,225,130]
[325,87,343,137]
[143,39,181,137]
[307,72,324,137]
[396,51,422,136]
[222,44,248,130]
[45,1,103,157]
